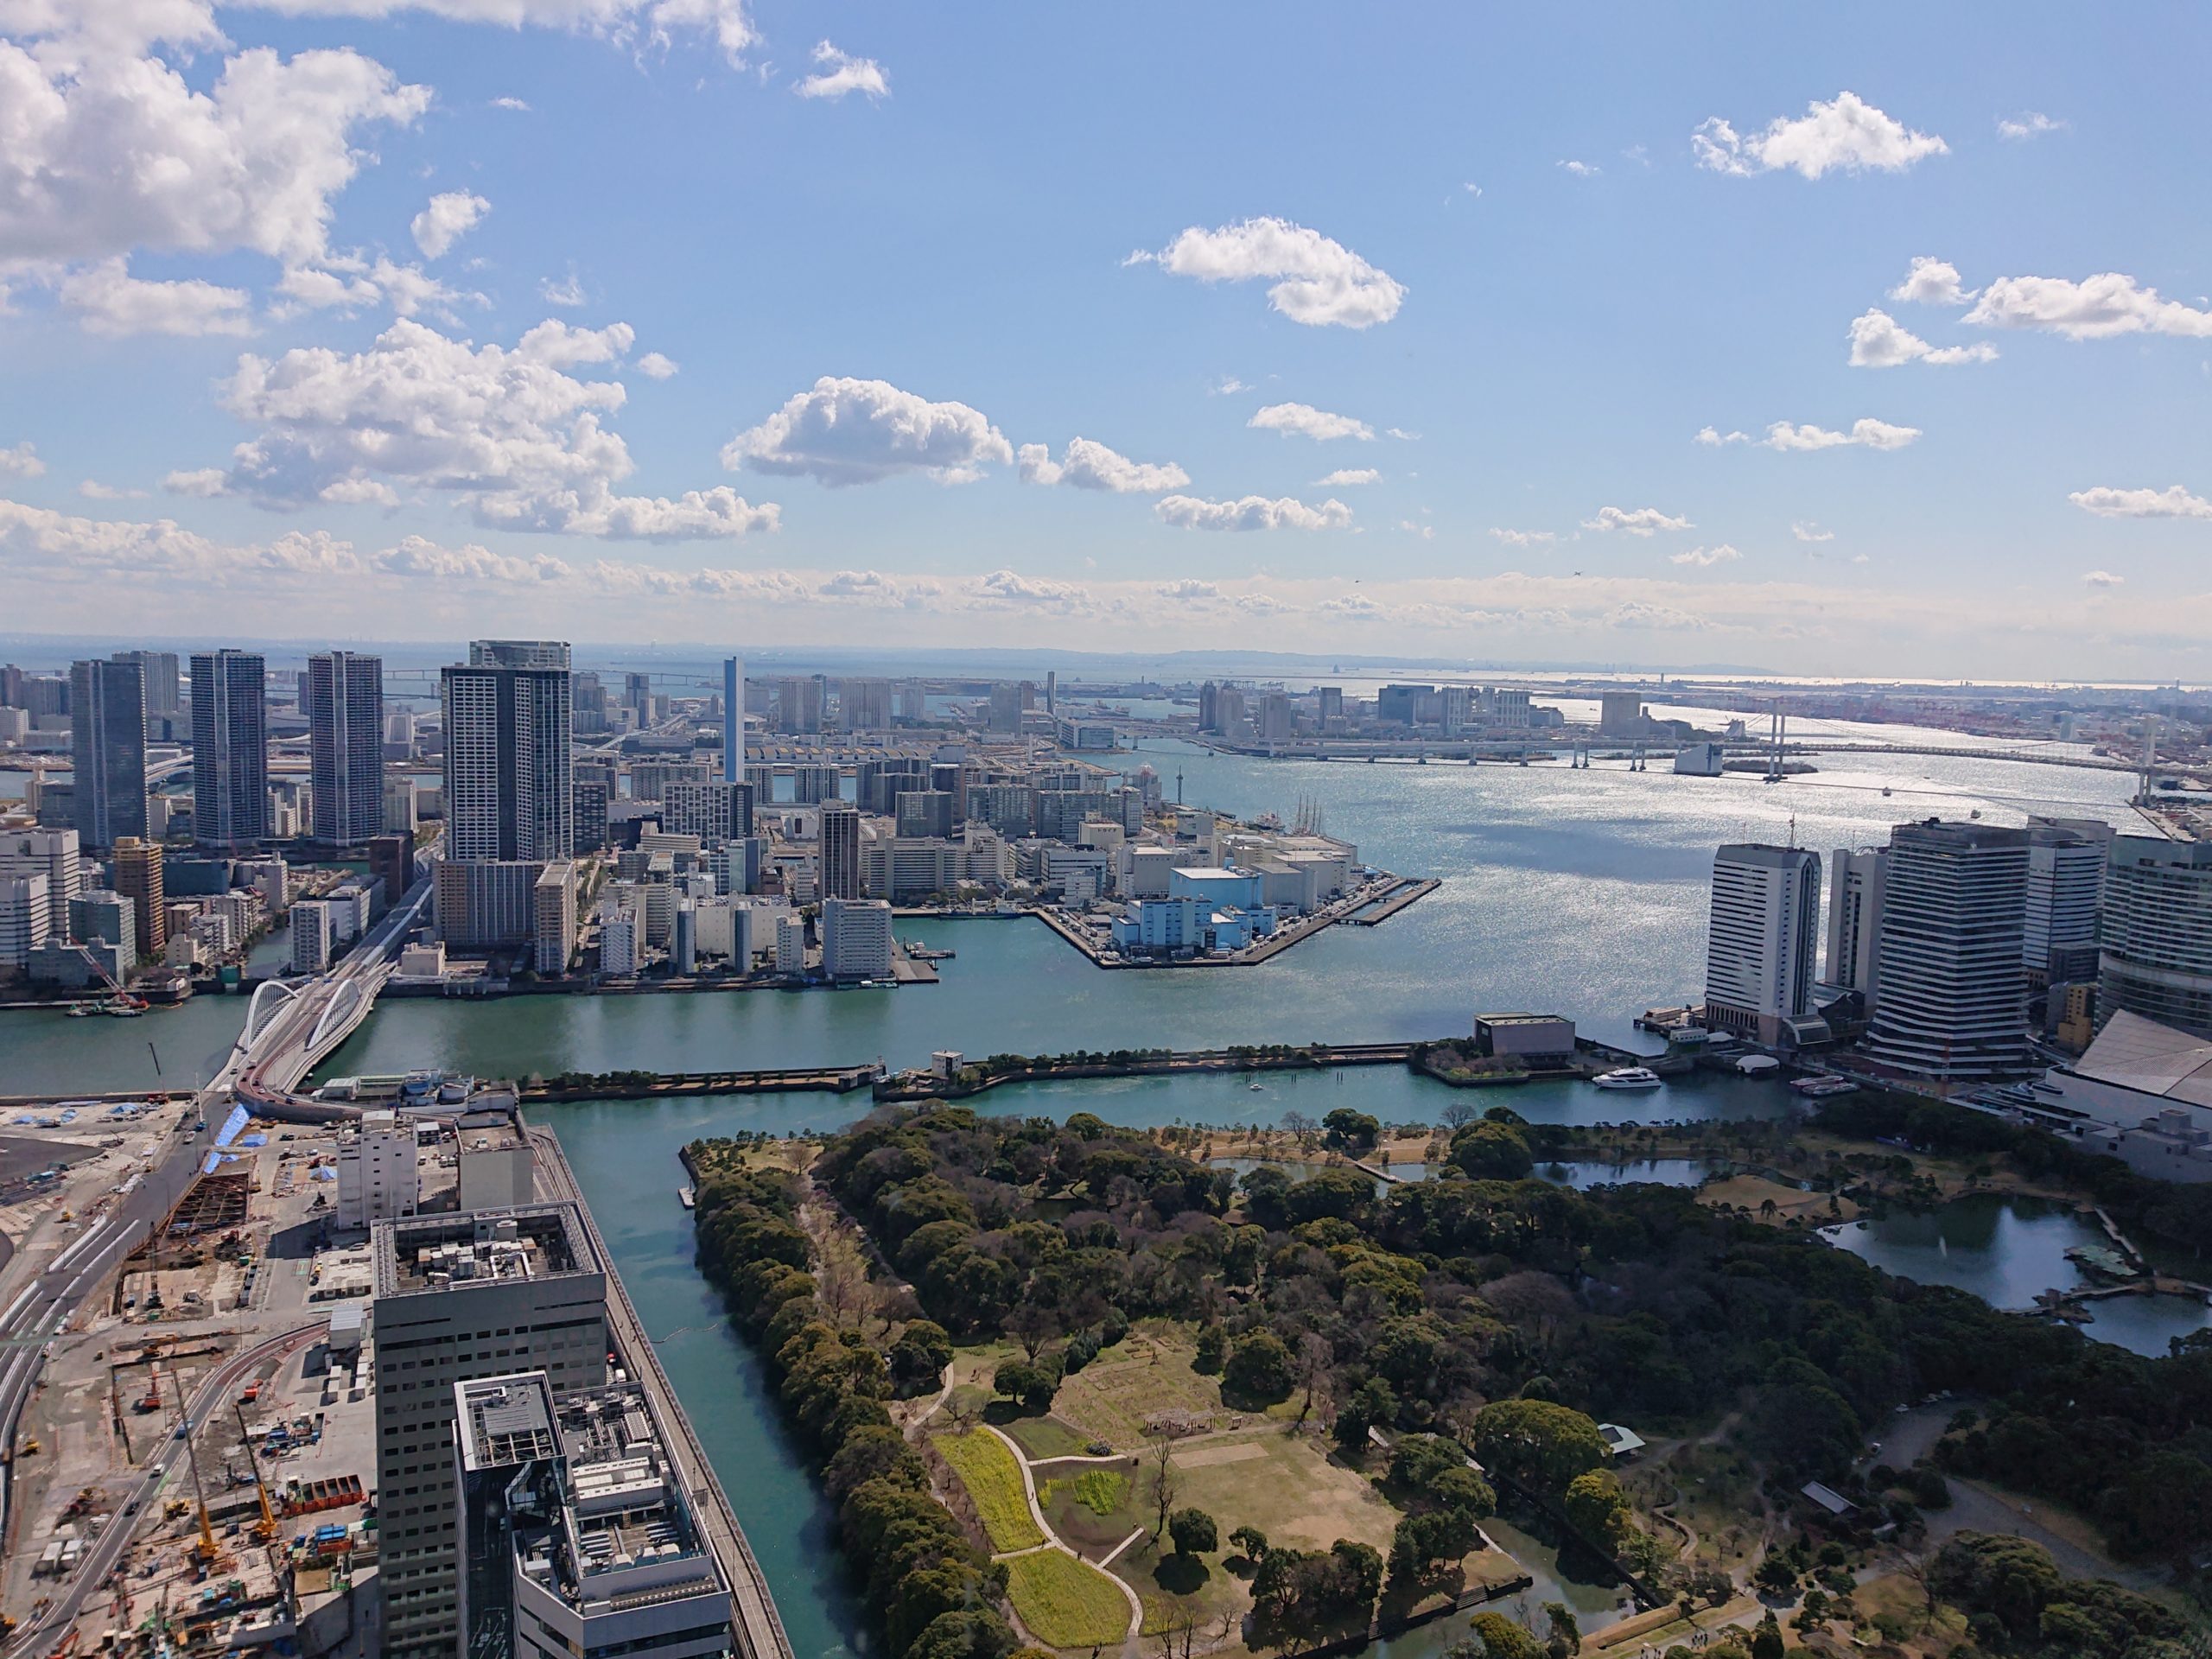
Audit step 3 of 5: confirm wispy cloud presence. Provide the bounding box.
[2069,485,2212,520]
[1584,505,1691,537]
[1998,111,2065,142]
[794,41,889,101]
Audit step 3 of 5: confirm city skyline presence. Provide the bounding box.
[4,6,2212,677]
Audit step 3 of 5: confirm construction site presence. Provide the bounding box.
[0,1094,466,1656]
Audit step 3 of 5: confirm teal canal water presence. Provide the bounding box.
[0,744,2165,1658]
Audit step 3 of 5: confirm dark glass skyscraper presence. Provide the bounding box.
[189,648,268,849]
[442,642,572,861]
[307,650,384,846]
[69,656,147,849]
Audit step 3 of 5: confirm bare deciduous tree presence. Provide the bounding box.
[1148,1434,1180,1542]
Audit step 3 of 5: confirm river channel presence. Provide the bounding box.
[0,741,2169,1659]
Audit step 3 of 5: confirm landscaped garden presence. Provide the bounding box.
[1001,1548,1133,1649]
[931,1427,1046,1552]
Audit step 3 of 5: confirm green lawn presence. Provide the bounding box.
[1002,1413,1096,1461]
[1038,1459,1146,1554]
[931,1428,1046,1553]
[1005,1548,1132,1649]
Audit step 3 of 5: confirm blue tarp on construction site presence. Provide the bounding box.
[201,1151,222,1174]
[214,1104,251,1147]
[238,1134,268,1147]
[312,1166,336,1181]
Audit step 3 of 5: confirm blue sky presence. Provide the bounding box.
[3,2,2209,677]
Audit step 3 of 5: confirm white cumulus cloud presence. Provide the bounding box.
[1998,111,2064,142]
[57,258,252,337]
[2082,569,2125,588]
[1313,468,1380,486]
[1891,257,1974,306]
[1693,91,1946,180]
[1583,506,1691,537]
[1017,439,1187,493]
[410,191,489,260]
[1669,543,1740,567]
[0,442,46,478]
[1847,308,1997,367]
[1964,273,2212,340]
[0,16,429,269]
[1791,521,1834,543]
[1557,160,1599,177]
[635,352,679,379]
[1154,493,1352,532]
[199,316,770,538]
[1135,217,1405,329]
[794,40,887,99]
[1488,528,1554,546]
[1249,403,1375,442]
[724,377,1013,486]
[2068,485,2212,520]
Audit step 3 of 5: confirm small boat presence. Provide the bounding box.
[67,1002,99,1018]
[1247,1081,1264,1092]
[1592,1067,1662,1090]
[677,1185,696,1210]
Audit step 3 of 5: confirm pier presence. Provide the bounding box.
[522,1065,882,1103]
[1030,869,1436,970]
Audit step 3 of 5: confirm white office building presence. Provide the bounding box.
[1825,848,1888,1009]
[1702,844,1824,1046]
[290,898,335,972]
[1,829,83,926]
[599,902,640,976]
[534,861,577,976]
[2099,839,2212,1040]
[775,912,806,974]
[336,1108,419,1230]
[822,895,893,981]
[2024,819,2112,987]
[0,873,50,968]
[1861,820,2033,1081]
[371,1206,607,1659]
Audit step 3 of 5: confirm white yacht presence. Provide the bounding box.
[1592,1066,1662,1090]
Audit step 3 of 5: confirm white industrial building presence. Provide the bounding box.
[335,1108,420,1231]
